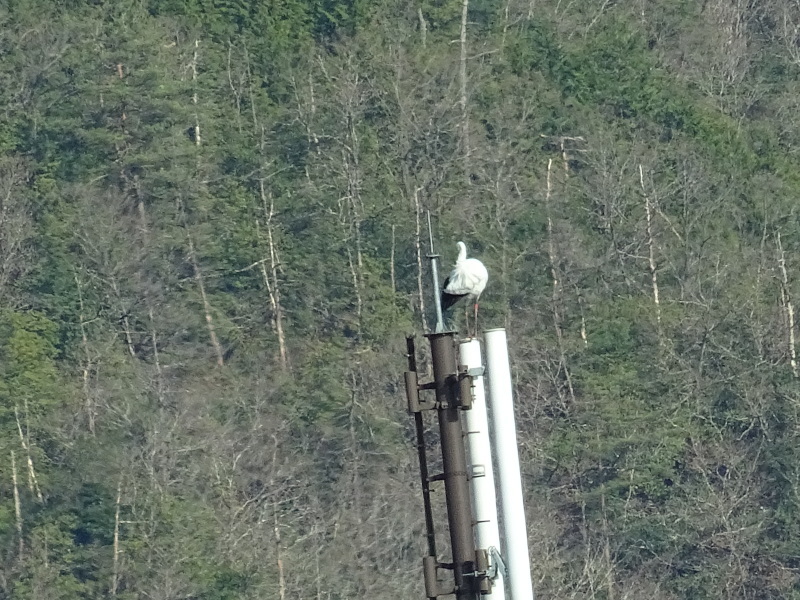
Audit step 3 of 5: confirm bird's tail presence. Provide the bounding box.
[441,291,463,311]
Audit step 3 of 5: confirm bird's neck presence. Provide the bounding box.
[457,244,467,262]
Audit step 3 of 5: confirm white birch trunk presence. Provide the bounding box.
[390,224,397,296]
[186,230,224,366]
[111,479,122,595]
[777,231,798,377]
[12,451,23,555]
[258,180,289,370]
[546,159,576,404]
[191,39,201,146]
[14,404,43,502]
[639,164,662,338]
[75,272,96,434]
[459,0,470,163]
[178,197,224,366]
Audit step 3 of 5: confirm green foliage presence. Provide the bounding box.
[292,340,350,423]
[13,513,97,599]
[507,15,757,172]
[0,310,60,423]
[549,300,694,547]
[4,0,800,598]
[360,254,414,342]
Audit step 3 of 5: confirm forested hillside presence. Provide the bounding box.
[2,0,800,598]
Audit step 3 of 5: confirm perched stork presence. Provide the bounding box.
[441,241,488,336]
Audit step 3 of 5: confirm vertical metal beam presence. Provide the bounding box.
[428,332,479,600]
[407,336,438,569]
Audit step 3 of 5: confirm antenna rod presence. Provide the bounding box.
[427,211,446,333]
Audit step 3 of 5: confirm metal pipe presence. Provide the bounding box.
[460,339,506,599]
[407,336,438,567]
[428,332,479,600]
[484,328,534,600]
[427,211,446,333]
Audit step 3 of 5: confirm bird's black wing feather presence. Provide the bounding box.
[441,278,466,310]
[441,291,465,310]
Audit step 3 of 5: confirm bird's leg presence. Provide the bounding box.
[473,302,479,338]
[464,304,470,337]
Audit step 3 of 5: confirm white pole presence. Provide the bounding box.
[484,328,534,600]
[459,339,506,599]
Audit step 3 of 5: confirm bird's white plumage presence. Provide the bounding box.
[442,241,488,336]
[443,241,488,301]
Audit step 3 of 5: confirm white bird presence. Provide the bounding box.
[441,241,488,337]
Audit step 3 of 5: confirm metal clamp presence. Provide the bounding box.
[487,546,507,581]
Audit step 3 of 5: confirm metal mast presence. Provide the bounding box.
[406,331,482,600]
[405,224,527,600]
[485,328,535,600]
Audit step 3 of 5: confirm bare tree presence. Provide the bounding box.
[545,159,576,405]
[75,272,97,434]
[256,182,289,370]
[177,197,225,366]
[639,164,663,341]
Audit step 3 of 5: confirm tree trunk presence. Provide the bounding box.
[11,450,23,556]
[265,433,288,600]
[274,501,287,600]
[545,159,576,405]
[344,118,365,337]
[191,39,201,146]
[188,230,224,366]
[502,1,511,48]
[390,224,396,296]
[348,371,363,525]
[243,43,260,139]
[111,478,122,595]
[418,8,428,47]
[639,164,662,341]
[178,198,225,366]
[459,0,470,166]
[776,231,798,377]
[577,287,589,347]
[75,272,96,434]
[257,179,289,370]
[148,306,165,401]
[14,404,43,502]
[109,277,136,357]
[181,41,224,366]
